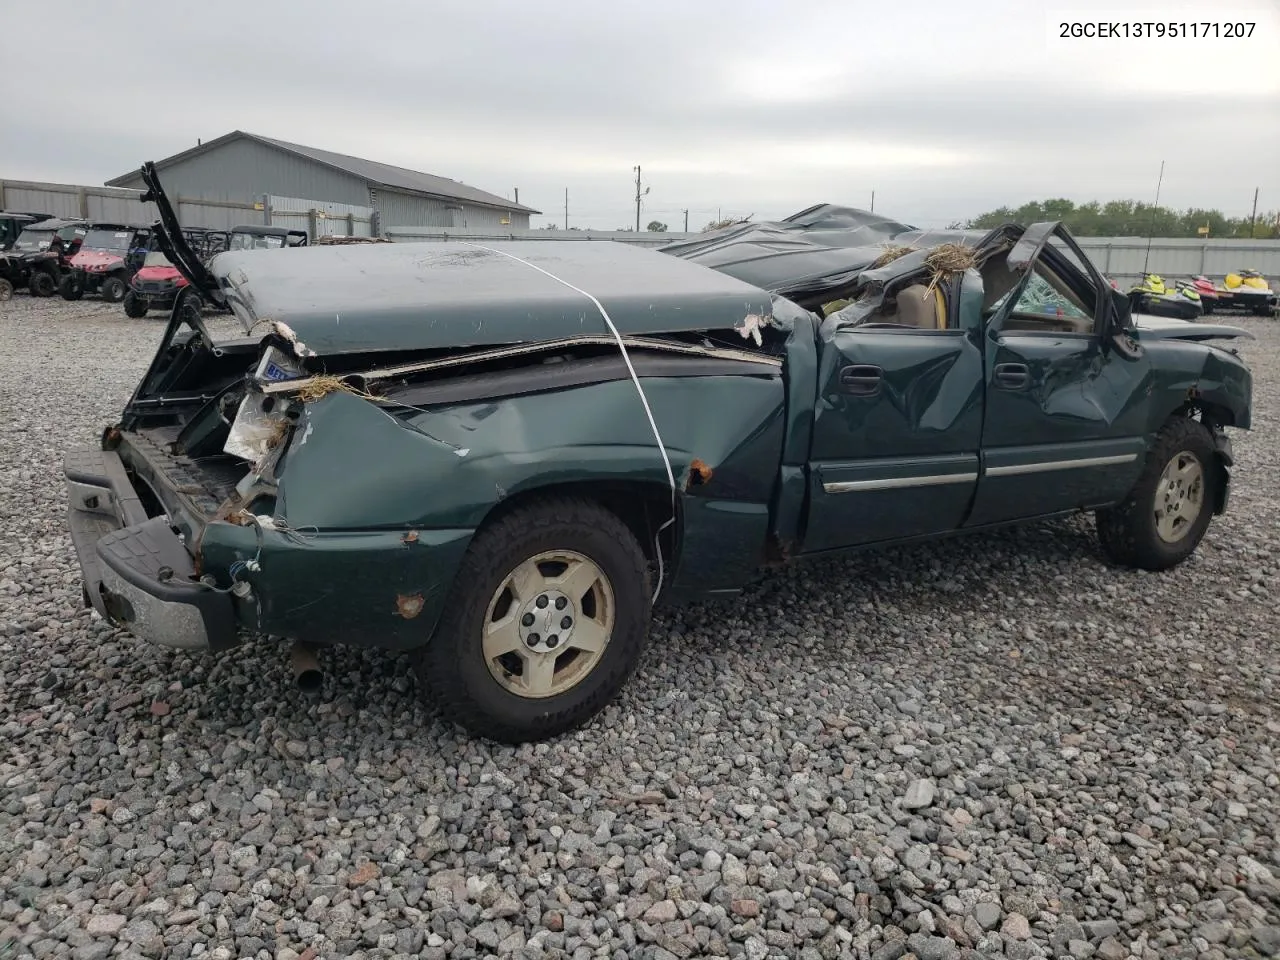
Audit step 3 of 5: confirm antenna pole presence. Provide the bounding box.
[1142,160,1165,276]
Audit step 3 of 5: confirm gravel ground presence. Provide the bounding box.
[1,295,1278,960]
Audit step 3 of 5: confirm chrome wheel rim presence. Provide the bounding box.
[482,550,614,699]
[1154,451,1204,543]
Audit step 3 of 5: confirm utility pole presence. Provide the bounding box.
[683,209,688,232]
[514,187,519,205]
[1249,187,1259,238]
[633,166,648,232]
[870,190,875,213]
[564,188,569,230]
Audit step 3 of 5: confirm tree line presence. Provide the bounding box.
[965,198,1279,239]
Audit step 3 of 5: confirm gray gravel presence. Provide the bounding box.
[2,295,1278,960]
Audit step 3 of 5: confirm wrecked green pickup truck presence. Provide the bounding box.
[65,174,1253,741]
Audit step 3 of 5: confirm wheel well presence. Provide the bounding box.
[479,481,681,590]
[1174,398,1235,429]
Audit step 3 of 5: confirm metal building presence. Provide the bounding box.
[104,130,539,232]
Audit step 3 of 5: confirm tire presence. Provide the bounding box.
[29,271,56,297]
[0,278,11,302]
[58,274,83,301]
[122,292,149,318]
[177,290,203,325]
[100,275,127,303]
[1200,299,1214,316]
[1096,417,1219,571]
[413,496,652,743]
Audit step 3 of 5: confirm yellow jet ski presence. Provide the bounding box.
[1222,269,1277,315]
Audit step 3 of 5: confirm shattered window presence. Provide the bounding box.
[990,269,1090,324]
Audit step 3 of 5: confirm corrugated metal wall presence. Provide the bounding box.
[0,180,152,223]
[106,138,371,206]
[377,190,530,230]
[1072,237,1280,287]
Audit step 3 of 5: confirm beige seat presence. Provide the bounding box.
[892,284,945,329]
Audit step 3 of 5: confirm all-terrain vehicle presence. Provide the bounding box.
[0,218,88,298]
[1,212,56,298]
[58,223,154,302]
[123,225,307,319]
[123,227,229,318]
[0,211,53,251]
[225,224,309,251]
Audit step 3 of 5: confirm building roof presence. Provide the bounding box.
[207,240,774,355]
[106,130,540,215]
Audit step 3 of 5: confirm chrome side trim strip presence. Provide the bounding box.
[823,472,978,494]
[984,453,1137,477]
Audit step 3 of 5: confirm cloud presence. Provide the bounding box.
[1,0,1276,229]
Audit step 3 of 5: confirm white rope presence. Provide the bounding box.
[459,243,677,602]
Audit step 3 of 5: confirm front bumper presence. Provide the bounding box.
[132,281,180,305]
[65,446,237,651]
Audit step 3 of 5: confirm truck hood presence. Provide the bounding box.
[207,240,781,356]
[1131,314,1254,342]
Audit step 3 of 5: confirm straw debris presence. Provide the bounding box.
[920,242,977,298]
[870,244,917,269]
[293,375,380,404]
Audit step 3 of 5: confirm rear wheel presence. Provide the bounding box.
[413,497,652,743]
[58,274,84,301]
[122,292,149,318]
[0,278,12,302]
[29,271,56,297]
[1096,417,1218,571]
[100,275,127,303]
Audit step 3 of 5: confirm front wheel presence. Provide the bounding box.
[122,292,149,318]
[99,275,127,303]
[29,271,56,297]
[0,278,12,302]
[1096,418,1219,571]
[413,497,652,743]
[58,274,84,301]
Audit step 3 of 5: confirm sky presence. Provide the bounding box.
[3,0,1278,231]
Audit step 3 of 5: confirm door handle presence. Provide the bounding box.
[839,364,882,396]
[994,362,1030,390]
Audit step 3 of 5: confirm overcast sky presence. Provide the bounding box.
[4,0,1278,230]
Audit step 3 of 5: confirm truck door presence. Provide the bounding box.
[802,276,985,552]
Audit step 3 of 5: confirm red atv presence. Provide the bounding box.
[123,224,307,318]
[58,223,153,302]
